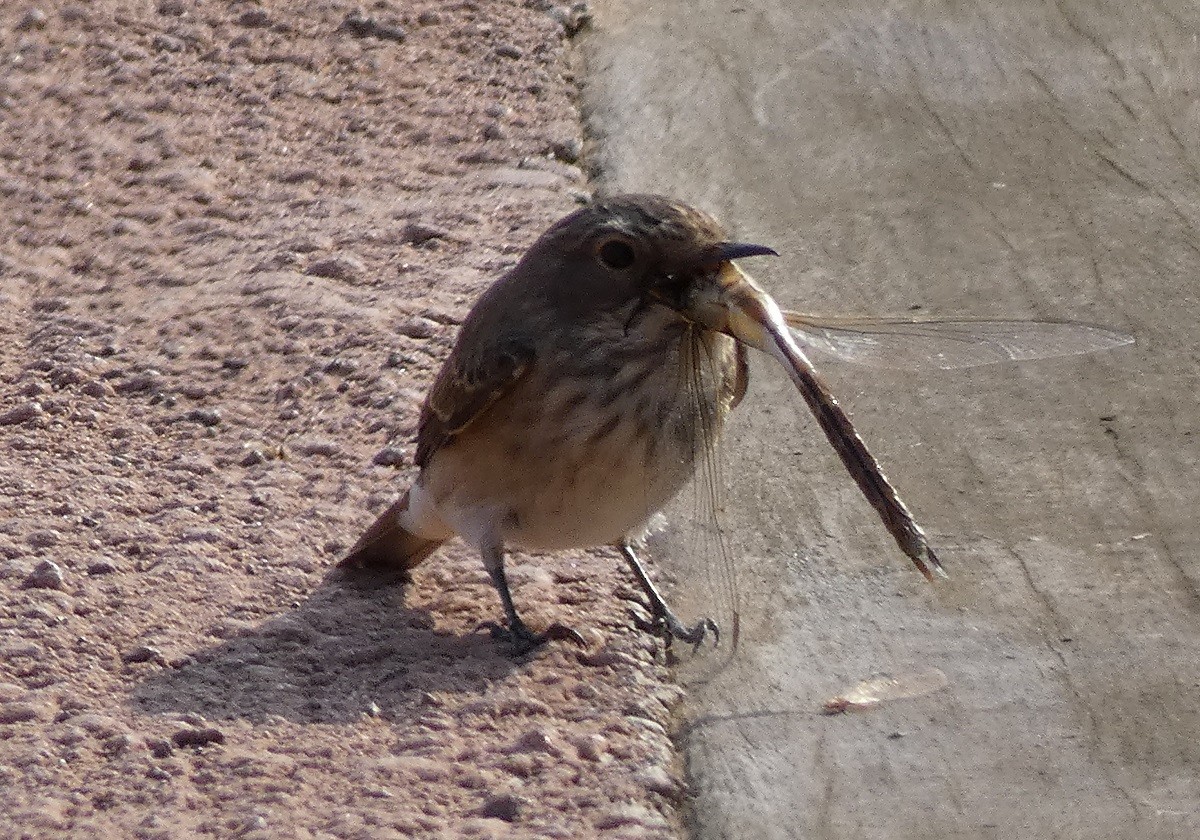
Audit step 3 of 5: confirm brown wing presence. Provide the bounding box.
[414,340,535,468]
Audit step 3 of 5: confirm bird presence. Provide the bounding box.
[339,193,943,653]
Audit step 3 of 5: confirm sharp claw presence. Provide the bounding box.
[476,619,586,655]
[654,610,720,651]
[542,622,588,648]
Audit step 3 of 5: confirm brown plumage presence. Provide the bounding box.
[342,195,769,652]
[341,194,945,653]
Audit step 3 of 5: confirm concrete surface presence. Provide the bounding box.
[581,2,1200,837]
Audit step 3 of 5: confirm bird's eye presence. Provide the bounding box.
[597,239,636,270]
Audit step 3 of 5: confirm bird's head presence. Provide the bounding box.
[521,194,780,347]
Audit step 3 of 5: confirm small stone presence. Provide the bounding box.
[401,221,449,246]
[507,728,562,756]
[171,726,225,749]
[23,560,64,590]
[16,9,48,31]
[239,448,268,467]
[238,8,271,27]
[372,447,405,467]
[570,733,605,761]
[494,43,523,60]
[87,560,119,575]
[122,645,165,665]
[322,357,358,376]
[115,371,163,394]
[634,766,679,798]
[81,380,116,399]
[551,137,583,163]
[152,34,185,53]
[183,408,222,427]
[483,121,507,140]
[27,529,61,549]
[0,702,41,724]
[306,255,366,281]
[296,439,340,457]
[147,737,173,758]
[221,357,249,371]
[417,10,441,25]
[0,402,43,426]
[100,733,132,757]
[479,793,524,822]
[549,2,592,36]
[338,12,405,42]
[396,317,439,339]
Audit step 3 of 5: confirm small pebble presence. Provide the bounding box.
[240,448,268,467]
[396,317,438,339]
[634,766,679,798]
[570,733,605,761]
[81,380,116,399]
[115,371,163,394]
[238,8,271,27]
[494,44,523,60]
[16,8,48,31]
[372,447,405,467]
[0,402,43,426]
[183,408,222,427]
[171,726,225,749]
[23,559,64,590]
[322,357,358,375]
[402,221,449,246]
[147,738,173,759]
[296,439,340,457]
[306,255,366,281]
[338,12,406,42]
[507,728,561,756]
[152,34,185,53]
[101,733,134,757]
[27,529,61,549]
[0,702,41,724]
[122,645,165,665]
[479,793,525,822]
[551,137,583,163]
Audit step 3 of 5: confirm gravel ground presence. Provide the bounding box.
[0,2,687,837]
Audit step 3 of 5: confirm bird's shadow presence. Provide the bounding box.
[131,565,523,725]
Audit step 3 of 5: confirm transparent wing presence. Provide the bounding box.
[781,313,1135,370]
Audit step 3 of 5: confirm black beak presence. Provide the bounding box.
[714,242,778,262]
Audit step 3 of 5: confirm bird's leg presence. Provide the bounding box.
[618,542,718,649]
[478,540,585,655]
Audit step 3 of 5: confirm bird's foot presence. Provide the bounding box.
[477,619,587,656]
[636,607,719,651]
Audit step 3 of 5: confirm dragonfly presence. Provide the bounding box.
[703,262,1134,585]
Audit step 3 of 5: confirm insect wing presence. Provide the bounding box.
[781,314,1134,370]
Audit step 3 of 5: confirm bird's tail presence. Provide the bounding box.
[340,490,445,571]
